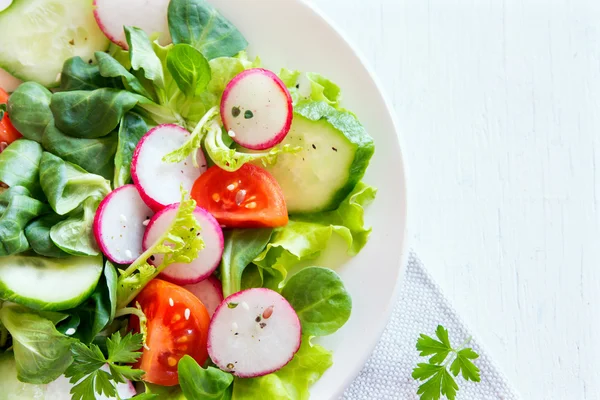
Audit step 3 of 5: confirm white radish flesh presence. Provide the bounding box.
[183,276,224,317]
[208,288,301,377]
[143,204,223,285]
[93,0,171,49]
[93,184,153,264]
[131,124,207,211]
[221,68,293,150]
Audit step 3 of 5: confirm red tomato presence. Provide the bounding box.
[0,88,22,147]
[131,279,210,386]
[191,164,288,228]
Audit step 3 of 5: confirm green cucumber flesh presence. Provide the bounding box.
[0,0,109,87]
[0,254,103,311]
[264,113,374,213]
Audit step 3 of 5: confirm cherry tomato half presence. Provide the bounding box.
[0,88,22,147]
[131,279,210,386]
[191,164,288,228]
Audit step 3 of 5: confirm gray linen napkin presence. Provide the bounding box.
[342,252,520,400]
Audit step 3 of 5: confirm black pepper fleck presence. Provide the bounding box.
[295,84,300,89]
[150,255,155,261]
[88,59,93,64]
[232,106,241,117]
[312,144,316,150]
[259,322,267,329]
[332,147,338,152]
[255,315,261,322]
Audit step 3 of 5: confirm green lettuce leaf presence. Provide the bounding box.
[0,186,47,256]
[279,69,341,107]
[95,51,154,99]
[0,304,73,384]
[125,26,166,92]
[167,44,211,98]
[117,193,204,308]
[253,182,376,288]
[39,152,111,215]
[178,355,233,400]
[60,56,122,92]
[232,338,332,400]
[0,139,43,198]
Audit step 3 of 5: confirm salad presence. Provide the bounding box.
[0,0,376,399]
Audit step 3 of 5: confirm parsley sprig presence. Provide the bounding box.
[412,325,481,400]
[65,331,145,400]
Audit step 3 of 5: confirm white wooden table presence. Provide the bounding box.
[307,0,599,399]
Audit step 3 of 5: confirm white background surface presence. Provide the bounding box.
[307,0,599,399]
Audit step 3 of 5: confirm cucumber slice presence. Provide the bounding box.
[0,0,109,87]
[0,254,103,311]
[264,102,374,213]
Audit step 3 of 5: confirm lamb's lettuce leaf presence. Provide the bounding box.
[114,112,149,188]
[167,44,211,98]
[220,229,273,297]
[24,214,69,258]
[0,304,73,384]
[281,267,351,337]
[7,82,54,143]
[0,139,43,198]
[125,26,166,92]
[0,186,47,256]
[39,152,111,215]
[95,51,154,99]
[168,0,248,60]
[49,196,100,256]
[117,193,204,308]
[232,338,332,400]
[60,56,122,92]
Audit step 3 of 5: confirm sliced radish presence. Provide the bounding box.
[93,184,154,264]
[221,68,293,150]
[143,204,223,285]
[131,124,207,211]
[183,276,224,317]
[0,67,21,92]
[93,0,171,49]
[208,288,301,377]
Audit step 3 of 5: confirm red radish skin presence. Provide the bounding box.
[183,276,224,317]
[93,184,154,264]
[93,0,171,49]
[143,204,224,285]
[131,124,207,211]
[221,68,293,150]
[207,288,301,377]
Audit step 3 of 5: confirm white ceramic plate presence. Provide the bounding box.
[209,1,408,398]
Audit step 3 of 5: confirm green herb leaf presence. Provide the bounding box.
[167,44,211,97]
[281,267,351,336]
[412,326,481,400]
[449,348,481,382]
[66,331,145,400]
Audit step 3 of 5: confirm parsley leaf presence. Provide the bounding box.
[65,331,145,400]
[412,325,481,400]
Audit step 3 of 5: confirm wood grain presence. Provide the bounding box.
[306,0,600,398]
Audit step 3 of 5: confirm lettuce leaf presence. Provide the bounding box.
[232,338,332,400]
[116,193,204,308]
[279,69,341,107]
[0,139,44,198]
[252,182,376,289]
